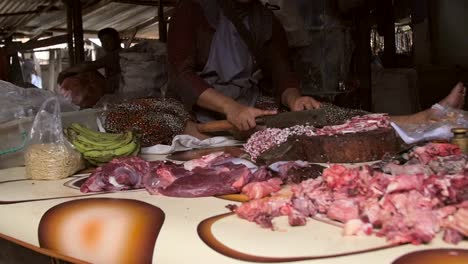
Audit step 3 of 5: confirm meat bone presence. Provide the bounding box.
[197,108,332,133]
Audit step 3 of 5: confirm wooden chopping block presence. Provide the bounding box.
[256,128,403,164]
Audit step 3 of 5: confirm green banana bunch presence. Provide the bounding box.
[69,123,123,141]
[65,123,140,166]
[71,131,134,152]
[83,139,140,166]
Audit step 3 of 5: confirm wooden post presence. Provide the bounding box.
[65,0,75,66]
[382,0,396,67]
[48,50,56,91]
[355,1,372,111]
[158,0,167,42]
[57,49,63,79]
[72,0,85,64]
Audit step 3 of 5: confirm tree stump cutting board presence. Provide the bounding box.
[257,128,402,164]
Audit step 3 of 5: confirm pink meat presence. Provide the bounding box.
[232,140,468,245]
[327,199,359,223]
[443,228,464,244]
[80,157,150,193]
[182,152,227,170]
[360,198,384,225]
[158,163,251,197]
[343,219,373,236]
[241,178,283,200]
[231,196,291,229]
[386,174,424,193]
[322,164,359,190]
[145,161,191,194]
[411,143,461,164]
[382,163,429,176]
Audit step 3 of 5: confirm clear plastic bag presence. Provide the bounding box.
[392,104,468,144]
[0,80,78,124]
[24,97,84,180]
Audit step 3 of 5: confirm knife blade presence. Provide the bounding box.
[197,104,368,133]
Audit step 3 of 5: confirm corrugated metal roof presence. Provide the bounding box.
[0,0,50,32]
[0,0,173,40]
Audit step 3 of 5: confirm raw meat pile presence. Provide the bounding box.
[244,114,390,161]
[230,143,468,245]
[80,153,311,198]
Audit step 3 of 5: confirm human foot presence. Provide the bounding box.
[440,82,466,109]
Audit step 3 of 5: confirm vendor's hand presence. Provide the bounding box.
[288,96,321,111]
[225,102,277,131]
[282,88,321,111]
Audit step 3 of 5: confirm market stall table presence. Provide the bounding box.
[0,156,467,264]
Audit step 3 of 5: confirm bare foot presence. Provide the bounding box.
[440,82,466,109]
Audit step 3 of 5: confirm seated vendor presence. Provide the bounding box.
[58,27,122,94]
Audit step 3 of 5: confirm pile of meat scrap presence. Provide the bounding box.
[229,143,468,245]
[80,152,321,199]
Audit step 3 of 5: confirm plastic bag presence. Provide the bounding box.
[24,97,84,180]
[391,103,468,144]
[118,40,166,98]
[0,80,78,124]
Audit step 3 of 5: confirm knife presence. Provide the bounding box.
[167,146,247,161]
[197,105,368,133]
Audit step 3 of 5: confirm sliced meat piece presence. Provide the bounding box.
[241,178,283,200]
[145,161,191,194]
[327,199,359,223]
[428,155,466,175]
[322,164,359,190]
[445,208,468,237]
[360,198,384,226]
[443,228,464,244]
[386,174,424,193]
[158,163,251,197]
[382,163,429,176]
[80,157,150,193]
[411,143,461,164]
[343,219,373,236]
[231,196,291,229]
[183,152,226,171]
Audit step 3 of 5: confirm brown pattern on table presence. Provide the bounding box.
[38,198,165,264]
[198,213,398,263]
[392,248,468,264]
[0,174,102,205]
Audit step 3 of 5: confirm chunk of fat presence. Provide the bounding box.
[343,219,373,236]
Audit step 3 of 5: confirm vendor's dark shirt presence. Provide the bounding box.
[167,0,300,109]
[99,50,121,94]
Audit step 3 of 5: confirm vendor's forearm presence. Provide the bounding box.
[196,88,240,115]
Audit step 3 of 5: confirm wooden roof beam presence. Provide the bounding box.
[30,0,114,37]
[120,8,174,37]
[5,34,68,53]
[111,0,177,6]
[2,0,59,40]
